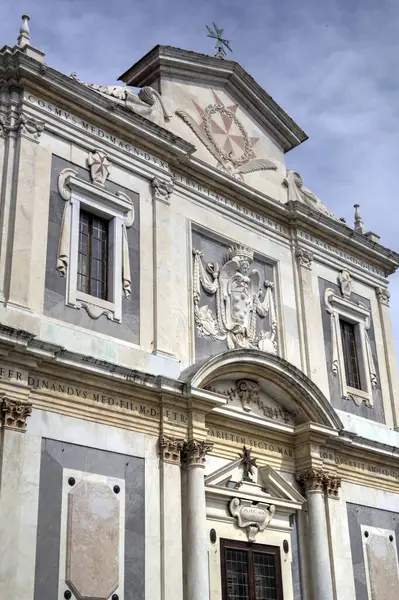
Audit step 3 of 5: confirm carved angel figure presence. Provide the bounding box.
[193,245,277,352]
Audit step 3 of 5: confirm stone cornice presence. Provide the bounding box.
[0,45,196,160]
[118,45,308,153]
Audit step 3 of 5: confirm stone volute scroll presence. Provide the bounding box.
[229,498,275,541]
[192,244,277,352]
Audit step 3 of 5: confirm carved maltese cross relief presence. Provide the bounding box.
[176,90,277,179]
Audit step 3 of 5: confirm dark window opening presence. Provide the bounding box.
[77,210,108,300]
[340,319,361,389]
[221,539,283,600]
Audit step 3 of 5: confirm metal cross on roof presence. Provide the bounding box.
[206,22,232,58]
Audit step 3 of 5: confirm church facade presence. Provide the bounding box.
[1,17,399,600]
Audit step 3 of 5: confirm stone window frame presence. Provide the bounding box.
[324,288,377,407]
[57,169,134,322]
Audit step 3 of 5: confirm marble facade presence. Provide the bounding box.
[1,17,399,600]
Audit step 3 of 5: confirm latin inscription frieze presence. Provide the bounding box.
[0,367,187,426]
[173,173,289,237]
[208,427,294,459]
[26,94,169,172]
[320,448,399,482]
[298,230,385,276]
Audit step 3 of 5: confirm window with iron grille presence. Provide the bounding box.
[340,320,361,390]
[77,210,108,300]
[221,539,283,600]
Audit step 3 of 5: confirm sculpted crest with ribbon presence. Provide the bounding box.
[193,244,277,352]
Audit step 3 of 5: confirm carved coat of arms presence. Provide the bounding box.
[193,244,277,352]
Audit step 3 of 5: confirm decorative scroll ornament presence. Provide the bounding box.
[1,397,32,432]
[193,245,277,352]
[338,269,353,299]
[285,170,337,219]
[151,177,174,204]
[176,90,277,180]
[87,149,110,186]
[229,498,275,541]
[70,74,172,127]
[361,302,378,390]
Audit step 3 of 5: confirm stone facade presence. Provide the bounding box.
[0,18,399,600]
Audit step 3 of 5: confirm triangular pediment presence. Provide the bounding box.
[205,456,305,511]
[119,46,307,202]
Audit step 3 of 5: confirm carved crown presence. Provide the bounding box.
[228,244,254,261]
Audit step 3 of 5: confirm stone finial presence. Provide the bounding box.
[1,397,32,432]
[182,439,213,467]
[17,15,30,48]
[159,435,185,464]
[354,204,365,234]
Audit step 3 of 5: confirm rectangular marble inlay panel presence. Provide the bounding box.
[361,525,399,600]
[35,439,144,600]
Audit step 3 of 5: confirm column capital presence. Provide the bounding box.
[325,474,341,499]
[1,397,32,432]
[376,286,390,306]
[297,468,342,498]
[151,176,174,205]
[296,468,327,494]
[182,439,213,468]
[159,435,185,464]
[295,247,313,270]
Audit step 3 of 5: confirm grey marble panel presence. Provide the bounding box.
[318,278,385,423]
[192,227,275,363]
[346,502,399,600]
[34,439,145,600]
[44,155,140,344]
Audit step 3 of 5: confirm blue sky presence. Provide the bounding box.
[2,1,399,354]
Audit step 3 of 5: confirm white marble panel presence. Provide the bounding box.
[361,525,399,600]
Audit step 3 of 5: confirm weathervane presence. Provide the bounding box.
[206,22,232,58]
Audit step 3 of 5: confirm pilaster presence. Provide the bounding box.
[297,468,340,600]
[151,176,176,358]
[159,435,185,600]
[375,286,399,428]
[182,438,213,600]
[0,397,34,600]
